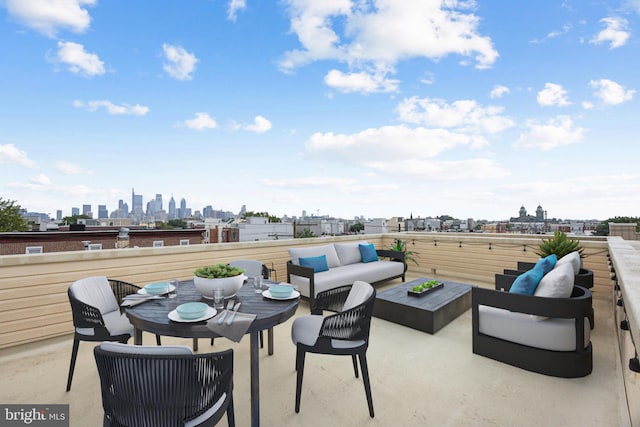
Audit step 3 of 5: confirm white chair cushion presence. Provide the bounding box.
[291,314,365,349]
[70,276,119,314]
[478,305,590,351]
[334,242,367,266]
[343,281,373,311]
[100,341,192,355]
[102,311,134,336]
[288,244,341,268]
[229,260,263,277]
[555,251,582,275]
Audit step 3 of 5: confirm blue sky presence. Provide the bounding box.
[1,0,638,221]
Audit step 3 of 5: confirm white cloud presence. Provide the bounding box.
[31,174,52,186]
[302,124,510,180]
[55,41,105,77]
[324,69,399,94]
[590,17,630,49]
[537,83,571,107]
[396,97,515,134]
[55,161,88,174]
[227,0,247,21]
[589,79,635,105]
[547,23,572,39]
[245,116,272,133]
[184,112,218,130]
[162,44,199,80]
[74,99,149,115]
[582,101,594,110]
[5,0,95,37]
[489,85,510,99]
[0,144,35,167]
[279,0,498,86]
[514,115,586,151]
[623,0,640,14]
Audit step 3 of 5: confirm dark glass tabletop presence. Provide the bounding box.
[125,279,299,339]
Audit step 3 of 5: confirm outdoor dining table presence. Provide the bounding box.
[125,279,300,427]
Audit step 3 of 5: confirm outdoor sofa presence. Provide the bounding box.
[286,241,404,312]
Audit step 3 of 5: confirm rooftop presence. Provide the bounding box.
[0,232,638,426]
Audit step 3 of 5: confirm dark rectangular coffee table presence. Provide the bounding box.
[373,278,473,334]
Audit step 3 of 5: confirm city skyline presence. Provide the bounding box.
[1,1,639,221]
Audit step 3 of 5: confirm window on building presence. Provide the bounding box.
[153,240,164,247]
[25,246,43,254]
[179,239,190,246]
[88,243,103,250]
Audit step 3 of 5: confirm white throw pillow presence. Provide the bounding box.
[334,242,366,266]
[555,251,582,275]
[288,244,341,268]
[534,263,574,299]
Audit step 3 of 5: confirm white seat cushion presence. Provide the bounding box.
[478,305,590,351]
[100,341,192,355]
[101,311,134,336]
[292,314,365,349]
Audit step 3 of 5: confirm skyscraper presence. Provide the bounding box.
[82,204,92,217]
[180,198,187,219]
[131,188,143,219]
[98,205,108,219]
[168,196,176,219]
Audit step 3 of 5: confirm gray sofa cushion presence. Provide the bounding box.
[288,244,341,268]
[478,305,591,351]
[334,242,367,266]
[290,260,404,297]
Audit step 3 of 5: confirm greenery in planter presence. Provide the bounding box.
[390,239,419,266]
[194,264,245,278]
[535,231,583,259]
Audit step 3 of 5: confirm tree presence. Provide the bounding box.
[296,228,316,238]
[349,222,364,233]
[0,198,29,232]
[167,219,188,229]
[594,216,640,236]
[241,211,281,223]
[60,214,91,225]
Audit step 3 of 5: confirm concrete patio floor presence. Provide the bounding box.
[0,279,630,427]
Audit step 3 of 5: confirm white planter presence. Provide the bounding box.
[194,274,246,299]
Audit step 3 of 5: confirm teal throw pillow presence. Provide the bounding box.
[359,243,379,263]
[535,254,557,274]
[299,255,329,273]
[509,266,544,295]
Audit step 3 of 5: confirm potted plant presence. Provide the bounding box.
[390,239,418,269]
[193,263,246,299]
[535,232,593,288]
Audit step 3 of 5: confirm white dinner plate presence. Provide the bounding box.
[137,284,176,295]
[262,289,300,301]
[168,306,217,323]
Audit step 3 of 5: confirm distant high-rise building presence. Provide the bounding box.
[82,204,92,218]
[56,210,62,220]
[203,205,213,218]
[118,199,128,214]
[71,207,79,216]
[155,194,163,212]
[98,205,108,219]
[239,204,247,217]
[180,198,187,219]
[132,188,143,219]
[168,196,176,219]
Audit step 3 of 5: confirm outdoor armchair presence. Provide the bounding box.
[291,280,376,417]
[66,276,160,391]
[94,342,234,427]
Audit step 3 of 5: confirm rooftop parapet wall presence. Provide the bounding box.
[0,233,610,349]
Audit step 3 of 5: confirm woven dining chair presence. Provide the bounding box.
[291,280,376,417]
[66,276,161,391]
[209,260,273,350]
[94,342,234,427]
